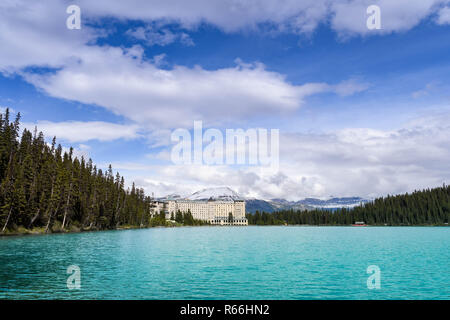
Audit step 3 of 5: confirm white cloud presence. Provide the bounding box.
[120,111,450,200]
[1,0,446,72]
[23,45,366,129]
[146,129,173,148]
[22,120,141,143]
[0,0,96,71]
[79,0,330,33]
[151,53,168,67]
[78,144,91,151]
[79,0,449,36]
[127,26,194,46]
[330,78,371,97]
[412,82,437,99]
[331,0,444,37]
[0,1,443,131]
[146,149,172,162]
[0,0,448,71]
[437,6,450,24]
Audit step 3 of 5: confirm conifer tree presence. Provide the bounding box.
[0,109,153,234]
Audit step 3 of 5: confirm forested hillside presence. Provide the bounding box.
[0,109,152,234]
[247,185,450,226]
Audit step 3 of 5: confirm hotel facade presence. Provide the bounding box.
[150,199,248,225]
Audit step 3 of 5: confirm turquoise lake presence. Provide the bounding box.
[0,226,449,300]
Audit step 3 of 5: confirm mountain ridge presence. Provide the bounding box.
[157,187,371,213]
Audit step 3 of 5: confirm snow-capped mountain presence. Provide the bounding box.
[297,197,370,209]
[246,199,312,213]
[158,187,370,213]
[246,197,371,213]
[186,187,243,201]
[156,193,183,201]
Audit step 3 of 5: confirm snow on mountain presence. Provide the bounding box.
[246,197,371,214]
[158,186,370,212]
[186,187,243,201]
[297,197,370,209]
[157,193,183,201]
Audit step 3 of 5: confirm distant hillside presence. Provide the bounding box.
[245,197,369,214]
[247,185,450,226]
[246,199,278,213]
[297,197,370,209]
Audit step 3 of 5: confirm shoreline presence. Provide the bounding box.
[1,223,447,238]
[0,223,179,238]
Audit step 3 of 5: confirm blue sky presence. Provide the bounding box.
[1,0,450,200]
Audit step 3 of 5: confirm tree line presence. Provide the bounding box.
[247,185,450,226]
[173,210,209,226]
[0,108,156,234]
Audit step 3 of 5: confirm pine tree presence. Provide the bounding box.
[0,109,153,234]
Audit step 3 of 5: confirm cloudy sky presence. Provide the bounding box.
[1,0,450,200]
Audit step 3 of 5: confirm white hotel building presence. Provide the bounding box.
[150,199,248,225]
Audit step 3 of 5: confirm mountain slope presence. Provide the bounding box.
[158,186,370,213]
[297,197,370,209]
[245,199,278,213]
[186,187,243,201]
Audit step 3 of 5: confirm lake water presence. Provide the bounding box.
[0,226,449,300]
